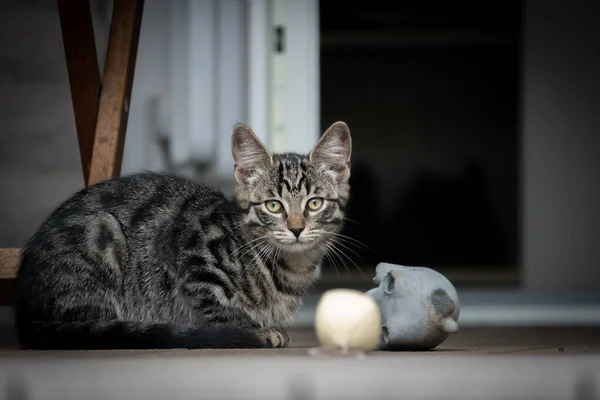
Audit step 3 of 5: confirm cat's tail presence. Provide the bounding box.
[16,320,264,350]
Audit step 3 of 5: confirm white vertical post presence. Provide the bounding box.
[268,0,320,154]
[305,0,320,145]
[167,0,192,166]
[283,0,320,153]
[215,0,247,178]
[187,0,218,162]
[269,0,287,153]
[247,0,271,146]
[121,0,170,173]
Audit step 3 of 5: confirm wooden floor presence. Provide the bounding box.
[2,327,600,399]
[2,326,600,354]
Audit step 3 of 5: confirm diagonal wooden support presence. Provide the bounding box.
[58,0,144,186]
[89,0,144,185]
[57,0,102,186]
[0,0,144,303]
[0,249,19,280]
[0,248,19,304]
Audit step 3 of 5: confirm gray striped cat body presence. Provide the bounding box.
[14,122,352,349]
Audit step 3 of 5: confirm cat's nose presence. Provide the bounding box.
[289,227,304,238]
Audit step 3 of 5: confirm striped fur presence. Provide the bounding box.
[13,121,352,349]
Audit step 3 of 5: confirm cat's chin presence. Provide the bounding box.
[280,241,319,253]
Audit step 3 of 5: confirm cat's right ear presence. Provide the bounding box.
[309,121,352,183]
[231,123,273,185]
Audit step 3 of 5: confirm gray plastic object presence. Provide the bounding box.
[365,262,460,350]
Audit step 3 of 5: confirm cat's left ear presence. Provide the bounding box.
[231,123,273,185]
[309,121,352,182]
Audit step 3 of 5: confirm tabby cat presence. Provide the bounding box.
[13,121,352,349]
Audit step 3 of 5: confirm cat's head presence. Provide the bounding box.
[231,121,351,253]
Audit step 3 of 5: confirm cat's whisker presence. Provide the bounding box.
[315,230,374,253]
[262,242,276,263]
[330,237,364,262]
[325,232,370,248]
[330,238,367,280]
[274,242,284,262]
[324,241,350,275]
[317,242,339,280]
[243,241,270,276]
[247,242,271,274]
[264,244,279,277]
[225,236,268,261]
[228,237,266,258]
[236,240,269,276]
[324,239,366,280]
[219,221,248,246]
[342,217,369,229]
[267,244,280,269]
[263,243,276,263]
[268,245,279,276]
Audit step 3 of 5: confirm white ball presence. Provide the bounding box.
[314,289,382,351]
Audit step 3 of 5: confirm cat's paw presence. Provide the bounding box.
[256,327,290,348]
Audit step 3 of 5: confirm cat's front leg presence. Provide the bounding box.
[256,327,290,348]
[200,305,290,348]
[222,312,291,348]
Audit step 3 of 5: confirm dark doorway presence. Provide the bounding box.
[318,1,522,285]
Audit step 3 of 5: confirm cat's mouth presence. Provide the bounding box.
[270,230,318,248]
[275,238,319,252]
[286,241,318,252]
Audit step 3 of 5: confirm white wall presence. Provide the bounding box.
[268,0,320,154]
[522,0,600,290]
[214,0,248,178]
[122,0,170,174]
[154,0,320,182]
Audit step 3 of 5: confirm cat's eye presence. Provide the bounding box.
[306,197,324,211]
[265,200,283,213]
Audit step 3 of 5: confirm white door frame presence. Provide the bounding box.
[268,0,320,154]
[160,0,321,178]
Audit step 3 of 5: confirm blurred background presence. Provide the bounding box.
[0,0,599,328]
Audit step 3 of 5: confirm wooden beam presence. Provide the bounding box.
[0,0,145,306]
[0,249,19,305]
[88,0,145,185]
[57,0,102,186]
[0,248,20,279]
